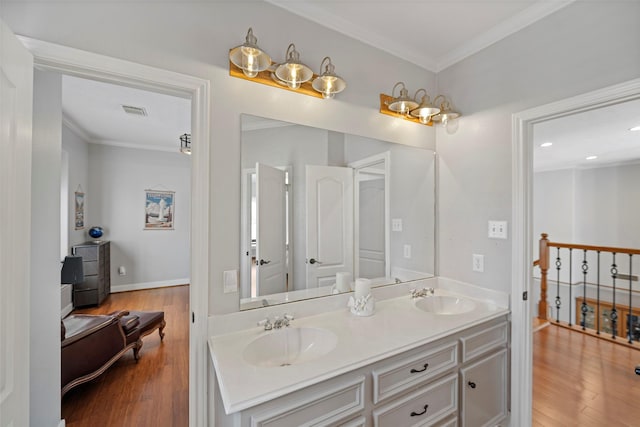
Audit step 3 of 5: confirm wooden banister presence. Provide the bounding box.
[538,233,549,321]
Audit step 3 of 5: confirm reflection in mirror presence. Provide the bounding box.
[240,114,435,310]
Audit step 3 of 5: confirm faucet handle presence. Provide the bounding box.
[283,313,294,321]
[258,318,273,330]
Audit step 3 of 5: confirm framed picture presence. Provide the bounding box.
[144,190,175,230]
[74,190,85,230]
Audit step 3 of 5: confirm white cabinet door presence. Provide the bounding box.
[305,165,353,288]
[460,349,508,427]
[256,163,287,296]
[0,18,33,427]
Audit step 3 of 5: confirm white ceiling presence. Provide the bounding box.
[61,75,191,153]
[60,1,639,170]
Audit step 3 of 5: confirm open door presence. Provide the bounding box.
[0,19,34,427]
[255,163,287,296]
[305,165,354,288]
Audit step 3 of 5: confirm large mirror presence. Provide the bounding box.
[240,114,435,310]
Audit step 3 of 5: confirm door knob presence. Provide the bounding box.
[309,258,322,264]
[259,259,271,266]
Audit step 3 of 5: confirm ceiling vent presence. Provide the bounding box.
[121,105,148,116]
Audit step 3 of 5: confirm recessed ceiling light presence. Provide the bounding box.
[630,125,640,131]
[586,155,598,160]
[540,142,553,148]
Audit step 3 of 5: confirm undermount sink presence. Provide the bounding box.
[243,327,338,368]
[414,295,476,315]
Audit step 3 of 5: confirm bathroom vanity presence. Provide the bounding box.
[209,280,510,426]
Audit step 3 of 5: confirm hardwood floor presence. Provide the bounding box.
[533,324,640,426]
[62,285,189,427]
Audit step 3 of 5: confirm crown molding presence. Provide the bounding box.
[436,0,576,72]
[62,113,96,143]
[91,139,180,154]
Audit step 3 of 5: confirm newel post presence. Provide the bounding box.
[538,233,549,320]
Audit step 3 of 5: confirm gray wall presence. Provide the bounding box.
[62,124,91,248]
[436,1,640,293]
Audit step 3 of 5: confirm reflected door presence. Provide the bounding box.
[256,163,287,296]
[305,165,354,288]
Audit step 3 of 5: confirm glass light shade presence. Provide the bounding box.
[229,28,271,78]
[312,57,346,99]
[387,84,418,114]
[409,92,440,124]
[431,100,460,126]
[275,44,313,89]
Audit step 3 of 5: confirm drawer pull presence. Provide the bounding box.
[410,363,429,373]
[468,381,477,389]
[410,404,429,417]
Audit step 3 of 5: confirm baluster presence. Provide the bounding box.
[555,248,562,323]
[581,250,588,331]
[597,251,601,335]
[611,253,618,339]
[569,249,573,326]
[628,254,634,344]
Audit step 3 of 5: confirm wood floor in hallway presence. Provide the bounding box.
[61,285,189,427]
[533,324,640,427]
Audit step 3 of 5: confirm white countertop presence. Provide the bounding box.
[209,285,509,414]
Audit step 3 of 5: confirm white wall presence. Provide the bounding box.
[30,69,62,427]
[436,1,640,293]
[0,1,436,315]
[88,144,191,289]
[61,124,90,248]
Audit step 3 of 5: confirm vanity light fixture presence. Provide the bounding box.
[274,43,313,89]
[228,29,346,99]
[229,28,271,78]
[311,57,346,99]
[380,83,461,127]
[180,133,191,155]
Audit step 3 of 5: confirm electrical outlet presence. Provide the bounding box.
[403,244,412,259]
[488,220,508,239]
[473,254,484,272]
[392,218,403,232]
[223,270,238,293]
[118,266,126,276]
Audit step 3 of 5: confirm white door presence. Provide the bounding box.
[256,163,287,296]
[306,165,354,288]
[0,19,34,427]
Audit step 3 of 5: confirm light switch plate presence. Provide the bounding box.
[488,220,508,239]
[392,218,403,232]
[223,270,238,293]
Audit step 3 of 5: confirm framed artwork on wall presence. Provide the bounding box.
[144,189,175,230]
[74,188,85,230]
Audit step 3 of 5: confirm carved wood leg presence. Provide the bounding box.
[159,319,166,341]
[134,339,143,361]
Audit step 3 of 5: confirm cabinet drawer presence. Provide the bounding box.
[73,246,97,261]
[460,321,507,362]
[373,341,457,404]
[83,260,98,276]
[73,289,98,307]
[372,373,457,427]
[75,276,98,291]
[249,376,365,427]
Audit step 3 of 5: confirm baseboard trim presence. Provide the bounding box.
[59,419,66,427]
[111,278,189,293]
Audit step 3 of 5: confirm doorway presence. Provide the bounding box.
[511,77,640,425]
[23,37,210,426]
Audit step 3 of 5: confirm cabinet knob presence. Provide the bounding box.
[468,381,477,389]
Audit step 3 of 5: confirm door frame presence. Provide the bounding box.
[511,77,640,426]
[18,36,211,426]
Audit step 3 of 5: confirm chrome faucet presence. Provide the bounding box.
[257,313,294,331]
[410,287,435,299]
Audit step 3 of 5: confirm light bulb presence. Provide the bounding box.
[241,46,261,78]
